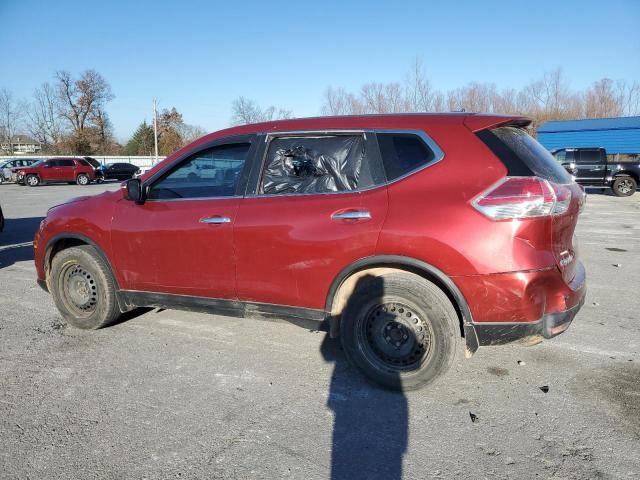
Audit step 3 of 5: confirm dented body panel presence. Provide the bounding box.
[33,113,587,353]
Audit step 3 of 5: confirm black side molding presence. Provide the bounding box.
[118,290,328,331]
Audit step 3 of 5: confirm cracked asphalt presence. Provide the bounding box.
[0,182,639,479]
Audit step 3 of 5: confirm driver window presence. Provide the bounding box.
[148,143,250,200]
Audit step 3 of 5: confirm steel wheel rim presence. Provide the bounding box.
[62,263,98,314]
[78,175,88,185]
[27,176,37,185]
[358,301,433,372]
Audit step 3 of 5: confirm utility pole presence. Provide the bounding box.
[152,98,159,165]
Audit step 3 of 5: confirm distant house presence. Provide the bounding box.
[0,135,42,154]
[538,116,640,156]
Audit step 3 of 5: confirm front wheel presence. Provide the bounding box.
[340,272,461,391]
[50,245,121,329]
[612,176,636,197]
[76,174,90,185]
[26,174,40,187]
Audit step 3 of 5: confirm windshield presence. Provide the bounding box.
[83,157,101,168]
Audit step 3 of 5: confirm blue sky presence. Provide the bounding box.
[1,0,638,141]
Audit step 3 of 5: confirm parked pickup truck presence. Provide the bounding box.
[552,147,640,196]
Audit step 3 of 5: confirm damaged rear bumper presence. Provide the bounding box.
[462,261,586,350]
[471,295,585,346]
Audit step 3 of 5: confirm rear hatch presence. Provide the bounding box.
[475,124,585,283]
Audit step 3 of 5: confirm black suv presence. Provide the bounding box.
[552,148,640,196]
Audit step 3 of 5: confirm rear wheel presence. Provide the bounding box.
[76,173,90,185]
[340,272,461,391]
[50,245,120,329]
[26,174,40,187]
[612,176,636,197]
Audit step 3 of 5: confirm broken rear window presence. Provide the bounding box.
[261,135,370,195]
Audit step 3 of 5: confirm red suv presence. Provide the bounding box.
[33,114,586,390]
[17,157,97,186]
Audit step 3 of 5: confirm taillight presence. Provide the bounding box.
[472,177,572,220]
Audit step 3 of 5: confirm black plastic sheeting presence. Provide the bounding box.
[262,136,364,194]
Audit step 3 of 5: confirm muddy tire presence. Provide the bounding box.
[340,272,461,391]
[50,245,120,329]
[612,176,636,197]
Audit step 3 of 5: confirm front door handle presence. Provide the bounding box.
[200,216,231,224]
[331,211,371,220]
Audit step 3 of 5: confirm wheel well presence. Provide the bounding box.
[327,262,470,340]
[614,171,639,182]
[45,238,89,276]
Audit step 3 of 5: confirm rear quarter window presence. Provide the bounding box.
[477,127,572,184]
[377,133,437,181]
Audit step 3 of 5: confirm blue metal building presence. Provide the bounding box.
[537,116,640,154]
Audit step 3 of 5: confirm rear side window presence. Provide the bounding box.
[377,133,436,181]
[477,127,572,184]
[58,159,75,167]
[260,135,372,195]
[578,150,602,164]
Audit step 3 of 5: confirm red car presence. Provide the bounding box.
[17,157,97,186]
[33,114,586,390]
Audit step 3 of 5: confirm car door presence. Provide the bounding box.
[575,149,605,185]
[59,159,77,181]
[110,136,257,298]
[40,159,59,181]
[234,132,388,310]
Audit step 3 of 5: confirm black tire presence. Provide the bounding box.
[50,245,121,329]
[340,272,461,391]
[612,176,636,197]
[76,173,90,185]
[26,174,40,187]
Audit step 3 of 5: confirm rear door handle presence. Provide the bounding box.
[200,216,231,224]
[331,211,371,220]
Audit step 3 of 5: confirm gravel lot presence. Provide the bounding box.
[1,182,639,479]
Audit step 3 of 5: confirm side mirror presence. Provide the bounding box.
[125,178,145,204]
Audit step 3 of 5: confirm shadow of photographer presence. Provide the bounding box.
[321,274,409,480]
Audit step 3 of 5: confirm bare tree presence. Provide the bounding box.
[322,59,446,115]
[178,123,207,143]
[27,82,63,148]
[0,89,26,154]
[321,87,363,115]
[618,80,640,116]
[360,82,400,113]
[404,57,444,112]
[231,97,292,125]
[55,69,114,153]
[447,82,498,113]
